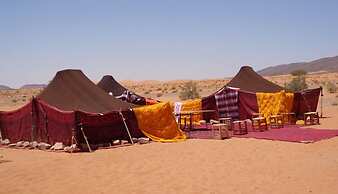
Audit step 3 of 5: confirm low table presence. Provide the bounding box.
[175,110,216,131]
[281,112,296,125]
[304,112,320,125]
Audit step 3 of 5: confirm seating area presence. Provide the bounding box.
[179,111,321,141]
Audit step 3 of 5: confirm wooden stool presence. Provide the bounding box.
[252,117,268,131]
[270,115,283,128]
[232,120,248,135]
[304,112,320,125]
[281,112,296,125]
[211,123,231,139]
[269,115,283,128]
[219,117,233,130]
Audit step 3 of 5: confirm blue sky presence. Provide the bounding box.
[1,0,338,88]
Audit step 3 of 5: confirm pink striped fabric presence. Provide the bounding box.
[214,87,239,119]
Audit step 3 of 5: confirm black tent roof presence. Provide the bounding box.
[226,66,285,92]
[38,69,134,113]
[97,75,127,96]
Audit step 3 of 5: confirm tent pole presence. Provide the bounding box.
[119,110,134,144]
[320,87,323,118]
[70,133,78,154]
[80,124,92,152]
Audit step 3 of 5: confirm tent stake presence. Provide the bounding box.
[119,111,134,144]
[80,124,92,152]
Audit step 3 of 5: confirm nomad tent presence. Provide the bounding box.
[0,70,143,148]
[97,75,159,105]
[200,66,321,121]
[0,70,185,149]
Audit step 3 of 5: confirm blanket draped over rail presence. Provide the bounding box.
[180,99,202,124]
[256,91,294,123]
[133,102,186,142]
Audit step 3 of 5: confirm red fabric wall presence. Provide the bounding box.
[238,90,259,120]
[293,88,321,120]
[0,101,33,143]
[76,110,143,145]
[35,99,75,145]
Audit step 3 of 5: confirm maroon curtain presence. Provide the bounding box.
[201,95,219,121]
[35,99,75,145]
[76,109,143,145]
[293,88,321,120]
[238,90,259,120]
[0,101,33,143]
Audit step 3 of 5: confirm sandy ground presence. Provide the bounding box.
[1,138,338,194]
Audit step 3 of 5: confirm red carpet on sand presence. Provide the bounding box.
[188,125,338,143]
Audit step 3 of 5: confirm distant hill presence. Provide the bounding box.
[258,56,338,76]
[20,84,47,89]
[0,85,13,90]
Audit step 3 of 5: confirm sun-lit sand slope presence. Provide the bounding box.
[1,138,338,194]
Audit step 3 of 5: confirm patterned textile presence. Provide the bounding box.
[214,87,239,119]
[256,91,294,123]
[181,99,202,124]
[133,102,186,142]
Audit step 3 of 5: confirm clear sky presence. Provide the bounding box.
[1,0,338,88]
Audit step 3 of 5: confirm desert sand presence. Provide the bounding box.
[1,137,338,194]
[1,73,338,194]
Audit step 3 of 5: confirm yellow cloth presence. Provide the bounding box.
[133,102,186,142]
[256,91,294,123]
[285,92,294,113]
[180,99,202,124]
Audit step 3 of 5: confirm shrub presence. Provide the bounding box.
[179,81,200,100]
[156,92,163,97]
[290,69,307,76]
[326,81,337,93]
[286,76,308,92]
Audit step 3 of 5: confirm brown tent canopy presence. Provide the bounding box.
[97,75,149,105]
[226,66,285,92]
[97,75,127,96]
[38,69,134,113]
